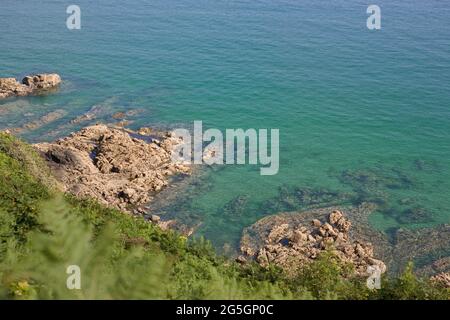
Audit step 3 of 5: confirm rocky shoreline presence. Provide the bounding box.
[25,124,450,286]
[0,74,61,99]
[239,207,387,278]
[1,72,448,287]
[239,204,450,287]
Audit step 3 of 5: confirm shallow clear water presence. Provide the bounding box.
[1,0,450,251]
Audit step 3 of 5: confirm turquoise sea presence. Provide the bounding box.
[1,1,450,256]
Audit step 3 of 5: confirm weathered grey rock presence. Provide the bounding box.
[241,205,450,278]
[34,124,190,212]
[241,208,387,278]
[0,73,61,99]
[312,219,321,227]
[430,272,450,288]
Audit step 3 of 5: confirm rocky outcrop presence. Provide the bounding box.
[8,110,67,134]
[240,203,450,278]
[430,272,450,288]
[0,74,61,99]
[0,78,30,98]
[34,125,190,213]
[240,208,386,277]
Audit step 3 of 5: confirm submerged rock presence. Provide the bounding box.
[150,214,161,223]
[0,78,29,98]
[241,203,450,278]
[0,74,61,99]
[261,185,354,214]
[34,124,190,213]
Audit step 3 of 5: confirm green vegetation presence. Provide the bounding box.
[0,132,448,300]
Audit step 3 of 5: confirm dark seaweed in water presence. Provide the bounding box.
[384,208,434,245]
[221,195,250,217]
[337,167,415,206]
[384,227,400,245]
[261,185,353,214]
[339,168,414,191]
[336,167,435,224]
[395,207,434,224]
[414,249,450,273]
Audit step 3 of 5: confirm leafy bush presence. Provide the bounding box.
[374,262,449,300]
[0,133,448,300]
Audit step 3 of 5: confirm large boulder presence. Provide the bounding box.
[241,208,387,278]
[430,272,450,288]
[22,73,61,90]
[0,73,61,99]
[34,124,190,212]
[0,78,29,98]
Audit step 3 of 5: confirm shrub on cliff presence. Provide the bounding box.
[0,145,50,243]
[0,194,295,299]
[287,250,371,300]
[375,262,449,300]
[0,133,295,299]
[0,133,448,300]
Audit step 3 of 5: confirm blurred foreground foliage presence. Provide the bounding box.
[0,132,448,300]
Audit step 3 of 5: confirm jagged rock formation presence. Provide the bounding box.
[240,209,386,277]
[0,74,61,99]
[240,204,450,281]
[430,272,450,288]
[34,124,189,212]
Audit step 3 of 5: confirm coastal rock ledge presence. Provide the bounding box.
[240,209,386,278]
[431,272,450,288]
[34,124,190,214]
[0,73,61,99]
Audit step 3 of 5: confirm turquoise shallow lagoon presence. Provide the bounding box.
[1,1,450,252]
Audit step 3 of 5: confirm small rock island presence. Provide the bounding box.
[0,73,61,99]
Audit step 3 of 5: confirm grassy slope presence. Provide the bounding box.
[0,132,448,300]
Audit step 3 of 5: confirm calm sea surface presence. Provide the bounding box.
[1,1,450,254]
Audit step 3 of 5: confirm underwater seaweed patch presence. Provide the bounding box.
[413,159,442,173]
[260,185,353,214]
[220,195,251,217]
[395,206,435,225]
[339,167,415,191]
